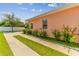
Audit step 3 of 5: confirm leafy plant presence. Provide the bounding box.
[62,25,76,43]
[2,13,24,32]
[22,29,26,34]
[52,29,61,41]
[39,31,48,38]
[32,30,39,37]
[38,31,42,37]
[62,25,76,53]
[26,30,32,35]
[25,23,30,29]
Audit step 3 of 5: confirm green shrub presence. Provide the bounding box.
[31,30,48,38]
[62,25,76,53]
[62,25,76,43]
[38,31,42,37]
[25,23,30,29]
[63,30,71,43]
[62,25,71,43]
[39,31,48,38]
[32,30,39,37]
[52,29,61,41]
[22,29,26,34]
[26,30,32,35]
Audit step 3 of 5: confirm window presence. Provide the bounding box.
[42,18,48,29]
[30,23,33,29]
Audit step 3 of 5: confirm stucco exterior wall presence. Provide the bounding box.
[28,6,79,43]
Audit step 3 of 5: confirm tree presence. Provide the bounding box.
[3,13,15,32]
[14,18,24,27]
[62,25,76,53]
[0,20,5,26]
[3,13,24,32]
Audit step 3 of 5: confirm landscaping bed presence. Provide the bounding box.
[23,25,79,48]
[15,35,67,56]
[0,32,13,56]
[41,37,79,48]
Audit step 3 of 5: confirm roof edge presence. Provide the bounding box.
[26,3,79,21]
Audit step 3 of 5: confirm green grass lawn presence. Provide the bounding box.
[0,32,13,56]
[14,35,67,56]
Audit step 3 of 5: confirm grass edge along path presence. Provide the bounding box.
[14,35,68,56]
[0,32,13,56]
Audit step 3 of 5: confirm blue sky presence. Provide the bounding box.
[0,3,66,22]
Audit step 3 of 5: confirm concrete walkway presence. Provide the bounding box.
[13,32,79,56]
[4,33,39,56]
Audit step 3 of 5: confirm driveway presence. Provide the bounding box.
[4,33,39,56]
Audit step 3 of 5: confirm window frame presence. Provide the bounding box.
[42,18,48,29]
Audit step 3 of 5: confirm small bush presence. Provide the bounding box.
[32,30,39,37]
[31,30,48,38]
[27,30,32,35]
[38,31,42,37]
[62,25,76,43]
[22,29,26,34]
[52,29,61,41]
[39,31,48,38]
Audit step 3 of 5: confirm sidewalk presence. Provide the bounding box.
[4,33,39,56]
[13,32,79,56]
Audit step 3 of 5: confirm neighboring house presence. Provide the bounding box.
[26,4,79,43]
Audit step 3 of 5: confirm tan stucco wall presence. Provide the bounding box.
[28,6,79,43]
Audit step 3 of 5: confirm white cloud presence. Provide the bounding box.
[31,8,43,12]
[48,3,57,7]
[32,9,36,12]
[17,3,23,5]
[1,11,12,14]
[0,11,13,19]
[39,9,43,12]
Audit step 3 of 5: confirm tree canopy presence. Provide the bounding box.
[0,13,24,27]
